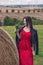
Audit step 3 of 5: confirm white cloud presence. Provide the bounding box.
[0,0,43,5]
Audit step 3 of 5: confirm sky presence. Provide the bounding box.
[0,0,43,5]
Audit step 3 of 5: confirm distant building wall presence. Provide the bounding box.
[0,7,43,25]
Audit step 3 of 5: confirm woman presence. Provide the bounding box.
[15,16,33,65]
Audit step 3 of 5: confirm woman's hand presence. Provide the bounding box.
[14,28,21,39]
[14,29,16,33]
[32,47,35,56]
[14,29,18,33]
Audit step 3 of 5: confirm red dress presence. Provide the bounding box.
[18,29,33,65]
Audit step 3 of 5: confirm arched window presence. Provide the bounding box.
[28,10,30,12]
[41,9,43,12]
[6,10,8,13]
[33,10,35,13]
[37,9,40,12]
[18,10,20,13]
[12,9,15,13]
[0,10,1,13]
[23,10,25,13]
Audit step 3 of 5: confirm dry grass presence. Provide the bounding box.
[0,28,19,65]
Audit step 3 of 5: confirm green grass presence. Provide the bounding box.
[1,25,43,65]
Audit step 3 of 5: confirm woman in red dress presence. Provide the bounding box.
[16,16,33,65]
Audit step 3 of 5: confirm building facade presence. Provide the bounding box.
[0,6,43,24]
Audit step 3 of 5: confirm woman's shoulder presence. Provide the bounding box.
[32,28,38,36]
[32,28,37,32]
[18,25,25,32]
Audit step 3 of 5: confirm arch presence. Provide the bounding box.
[12,9,15,13]
[37,9,40,12]
[0,10,1,13]
[18,10,20,13]
[33,9,35,13]
[28,10,31,12]
[6,10,8,13]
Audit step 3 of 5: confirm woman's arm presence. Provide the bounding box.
[16,31,21,39]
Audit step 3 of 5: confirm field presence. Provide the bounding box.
[1,25,43,65]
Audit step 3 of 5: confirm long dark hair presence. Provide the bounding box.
[23,16,33,31]
[23,16,33,46]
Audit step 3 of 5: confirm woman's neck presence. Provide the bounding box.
[23,26,31,32]
[26,25,30,29]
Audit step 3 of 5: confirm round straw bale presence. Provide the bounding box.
[0,28,19,65]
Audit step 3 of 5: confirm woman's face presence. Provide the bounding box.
[23,18,27,26]
[23,18,30,28]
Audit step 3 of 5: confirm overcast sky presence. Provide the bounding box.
[0,0,43,5]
